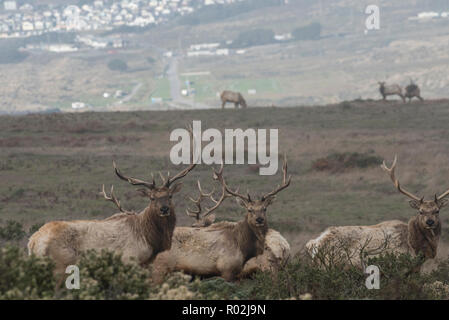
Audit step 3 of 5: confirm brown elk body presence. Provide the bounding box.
[404,81,424,103]
[306,156,449,269]
[28,160,196,275]
[378,82,405,102]
[220,90,247,109]
[152,158,291,283]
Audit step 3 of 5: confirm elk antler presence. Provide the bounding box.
[261,154,292,201]
[381,155,422,202]
[113,125,197,189]
[213,163,252,203]
[113,161,156,190]
[186,164,232,225]
[101,185,135,214]
[436,188,449,201]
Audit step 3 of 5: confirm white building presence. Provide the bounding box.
[4,1,17,11]
[72,102,86,109]
[22,21,34,31]
[417,12,439,19]
[190,43,220,51]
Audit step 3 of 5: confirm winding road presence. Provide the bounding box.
[165,57,214,110]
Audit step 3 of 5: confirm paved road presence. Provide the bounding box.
[166,57,215,110]
[120,82,142,104]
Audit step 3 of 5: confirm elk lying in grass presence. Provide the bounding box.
[378,82,405,102]
[28,160,196,276]
[183,181,291,278]
[405,79,424,102]
[306,156,449,270]
[220,90,247,109]
[152,158,291,283]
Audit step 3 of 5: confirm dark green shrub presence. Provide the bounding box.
[68,250,150,300]
[0,220,26,241]
[242,251,449,300]
[107,59,128,72]
[28,223,44,236]
[190,277,252,300]
[0,246,55,299]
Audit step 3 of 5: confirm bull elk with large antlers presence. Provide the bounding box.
[306,155,449,269]
[28,132,197,276]
[152,157,292,283]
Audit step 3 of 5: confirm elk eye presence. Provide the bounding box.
[435,210,440,214]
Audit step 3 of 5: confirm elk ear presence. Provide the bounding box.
[235,197,248,208]
[170,182,183,194]
[264,196,276,206]
[137,188,151,197]
[409,200,421,210]
[437,199,449,209]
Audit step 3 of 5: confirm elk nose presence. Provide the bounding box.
[160,206,169,214]
[256,217,264,224]
[426,219,434,226]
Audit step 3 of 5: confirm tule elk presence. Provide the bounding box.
[306,156,449,270]
[28,153,196,277]
[152,157,291,283]
[378,82,405,102]
[220,90,247,109]
[404,79,424,103]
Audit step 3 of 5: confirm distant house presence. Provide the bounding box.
[187,50,213,57]
[417,12,439,19]
[46,44,78,52]
[274,33,292,41]
[189,43,220,51]
[4,1,17,11]
[216,48,229,56]
[22,21,34,31]
[72,102,86,109]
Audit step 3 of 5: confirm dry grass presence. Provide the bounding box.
[1,100,449,263]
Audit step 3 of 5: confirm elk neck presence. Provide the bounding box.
[232,215,268,263]
[407,217,440,259]
[137,203,176,255]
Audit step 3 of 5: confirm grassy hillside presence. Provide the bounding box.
[2,100,449,259]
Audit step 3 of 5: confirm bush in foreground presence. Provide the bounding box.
[0,246,55,299]
[1,244,449,300]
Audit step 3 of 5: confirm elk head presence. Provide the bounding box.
[112,160,195,217]
[214,155,292,230]
[381,155,449,233]
[104,125,197,218]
